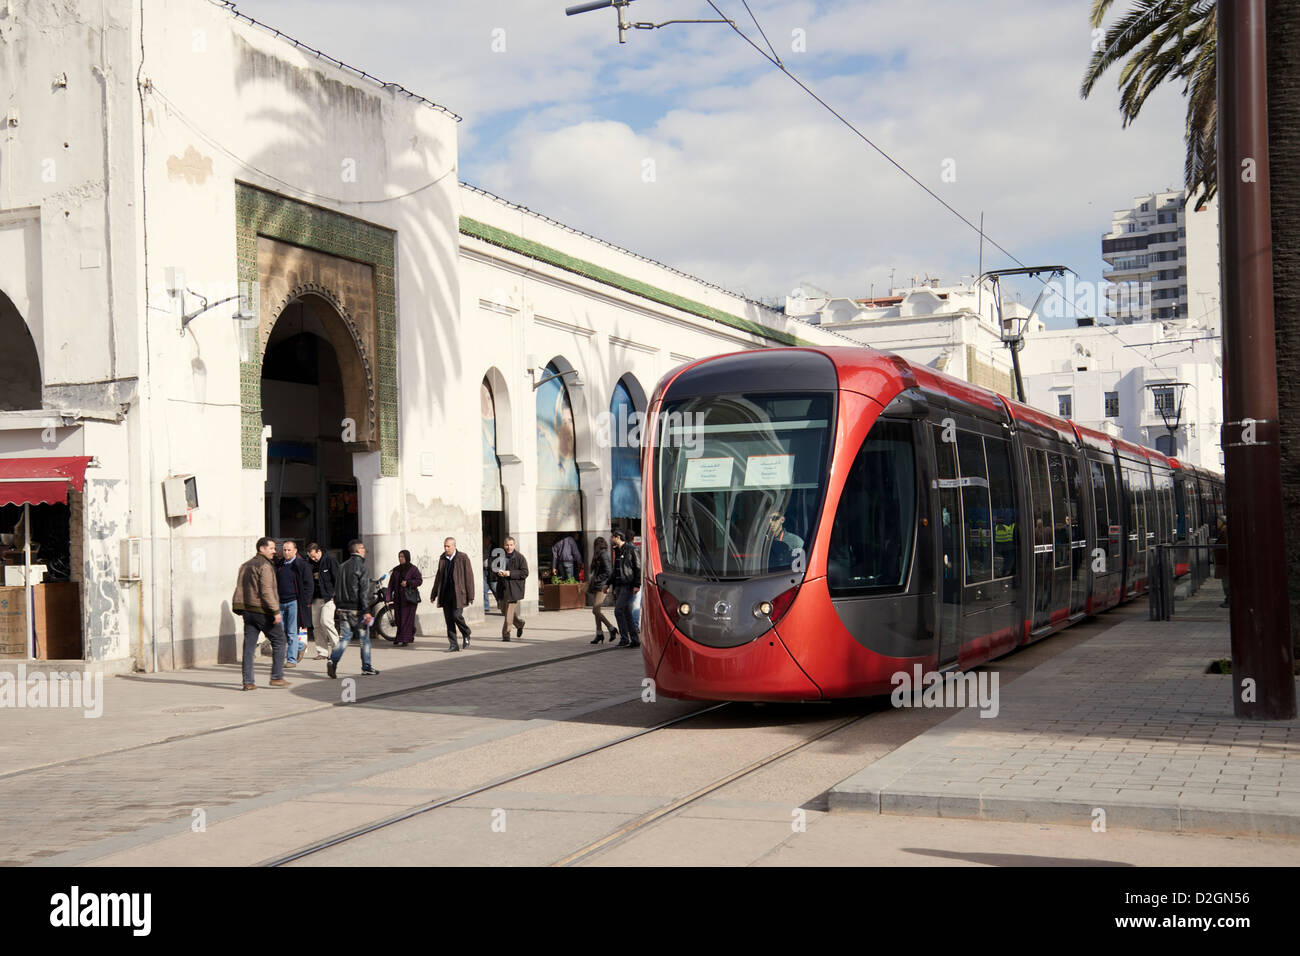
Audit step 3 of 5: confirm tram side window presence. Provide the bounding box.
[1104,462,1121,555]
[1134,469,1148,552]
[1180,478,1190,538]
[1066,456,1085,544]
[827,419,916,593]
[956,431,991,584]
[1090,459,1109,561]
[1048,452,1070,568]
[1030,449,1052,550]
[986,436,1017,579]
[1142,470,1156,547]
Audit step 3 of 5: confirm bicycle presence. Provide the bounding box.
[367,574,397,641]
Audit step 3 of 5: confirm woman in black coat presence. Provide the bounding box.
[587,536,619,644]
[385,550,423,645]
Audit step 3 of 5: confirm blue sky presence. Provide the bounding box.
[231,0,1192,327]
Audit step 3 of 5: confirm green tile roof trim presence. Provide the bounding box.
[459,216,814,348]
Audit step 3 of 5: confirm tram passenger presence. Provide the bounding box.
[994,512,1016,577]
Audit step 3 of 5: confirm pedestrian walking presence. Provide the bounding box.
[610,528,641,648]
[551,533,581,580]
[306,542,341,660]
[231,537,289,690]
[386,549,423,646]
[1214,515,1229,608]
[431,536,474,651]
[276,540,314,665]
[327,539,379,678]
[586,536,619,645]
[493,535,528,641]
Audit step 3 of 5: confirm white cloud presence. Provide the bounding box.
[231,0,1192,313]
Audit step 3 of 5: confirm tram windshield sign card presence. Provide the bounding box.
[743,454,795,487]
[683,456,734,489]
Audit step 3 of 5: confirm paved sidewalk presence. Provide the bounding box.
[0,609,605,776]
[830,584,1300,837]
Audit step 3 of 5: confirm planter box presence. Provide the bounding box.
[540,582,585,611]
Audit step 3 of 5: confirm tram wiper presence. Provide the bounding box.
[671,509,720,582]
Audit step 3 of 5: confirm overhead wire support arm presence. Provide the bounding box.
[565,0,731,43]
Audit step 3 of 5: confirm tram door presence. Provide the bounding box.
[933,425,963,667]
[1027,447,1054,632]
[1066,455,1088,617]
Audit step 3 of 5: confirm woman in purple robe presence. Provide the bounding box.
[386,550,423,645]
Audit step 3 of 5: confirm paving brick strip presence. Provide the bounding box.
[829,589,1300,837]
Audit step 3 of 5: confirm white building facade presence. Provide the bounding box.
[1019,321,1223,470]
[1102,188,1221,325]
[786,281,1041,396]
[0,0,839,672]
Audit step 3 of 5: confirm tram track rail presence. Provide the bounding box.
[0,642,618,783]
[261,704,872,868]
[261,702,732,866]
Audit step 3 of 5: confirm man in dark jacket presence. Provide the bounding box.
[611,528,641,648]
[493,535,528,642]
[231,537,288,690]
[276,540,314,665]
[551,533,581,580]
[327,539,378,678]
[431,536,475,651]
[306,542,341,661]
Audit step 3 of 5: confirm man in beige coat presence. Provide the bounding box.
[232,537,289,689]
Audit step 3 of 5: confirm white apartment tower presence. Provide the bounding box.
[1102,188,1189,322]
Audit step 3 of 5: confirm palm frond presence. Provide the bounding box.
[1080,0,1218,198]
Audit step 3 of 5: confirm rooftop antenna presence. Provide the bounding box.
[564,1,734,44]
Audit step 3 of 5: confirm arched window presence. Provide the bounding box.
[610,379,642,526]
[536,361,581,532]
[481,378,503,511]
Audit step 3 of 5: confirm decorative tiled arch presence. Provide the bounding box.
[236,182,398,475]
[270,283,379,451]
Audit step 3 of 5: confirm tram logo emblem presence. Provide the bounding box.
[712,601,731,620]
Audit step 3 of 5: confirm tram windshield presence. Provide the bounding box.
[654,392,833,579]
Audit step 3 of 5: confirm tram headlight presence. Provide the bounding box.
[754,601,773,618]
[679,602,692,617]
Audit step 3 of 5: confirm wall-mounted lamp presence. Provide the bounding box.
[529,366,581,392]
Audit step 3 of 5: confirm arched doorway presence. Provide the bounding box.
[610,375,645,540]
[0,290,41,411]
[261,295,362,556]
[536,359,583,579]
[482,375,506,606]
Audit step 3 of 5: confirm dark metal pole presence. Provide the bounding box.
[1219,0,1297,718]
[1010,341,1026,404]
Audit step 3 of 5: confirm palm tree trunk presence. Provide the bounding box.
[1268,0,1300,659]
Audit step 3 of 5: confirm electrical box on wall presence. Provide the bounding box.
[119,538,141,580]
[162,475,199,518]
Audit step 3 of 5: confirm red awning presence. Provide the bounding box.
[0,456,92,507]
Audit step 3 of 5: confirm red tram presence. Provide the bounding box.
[640,347,1224,701]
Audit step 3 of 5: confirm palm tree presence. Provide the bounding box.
[1080,1,1218,203]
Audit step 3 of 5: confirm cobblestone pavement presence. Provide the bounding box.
[13,587,1300,867]
[3,610,652,866]
[830,584,1300,835]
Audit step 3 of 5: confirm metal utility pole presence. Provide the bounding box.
[1219,0,1296,718]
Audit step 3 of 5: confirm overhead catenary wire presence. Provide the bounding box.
[701,0,1178,330]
